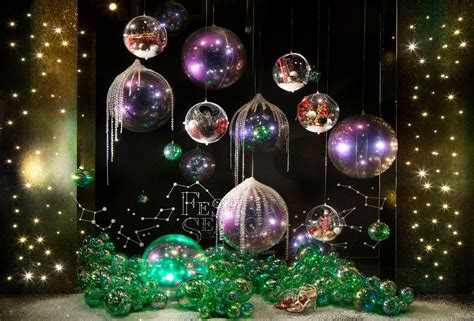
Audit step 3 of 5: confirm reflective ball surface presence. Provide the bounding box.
[123,15,167,59]
[181,26,246,90]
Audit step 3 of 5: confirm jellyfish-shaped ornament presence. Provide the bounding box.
[106,59,173,182]
[229,93,289,184]
[217,177,289,253]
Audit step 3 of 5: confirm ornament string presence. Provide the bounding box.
[322,1,330,204]
[290,0,294,52]
[212,0,216,26]
[251,0,256,178]
[204,0,209,102]
[361,0,367,113]
[315,0,321,92]
[377,9,382,223]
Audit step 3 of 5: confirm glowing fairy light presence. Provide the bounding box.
[407,42,418,51]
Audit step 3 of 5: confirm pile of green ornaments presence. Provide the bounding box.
[175,243,414,318]
[175,245,256,318]
[79,234,414,318]
[77,233,168,317]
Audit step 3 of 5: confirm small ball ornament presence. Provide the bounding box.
[184,101,229,144]
[399,287,414,304]
[382,296,401,316]
[368,221,390,241]
[297,92,340,134]
[155,2,188,35]
[179,148,216,182]
[123,15,167,59]
[305,204,342,242]
[72,167,94,187]
[104,288,132,317]
[273,52,311,92]
[163,142,182,160]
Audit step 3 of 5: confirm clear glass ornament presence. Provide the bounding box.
[106,59,174,183]
[217,177,289,253]
[229,93,289,185]
[155,1,188,35]
[181,26,246,90]
[305,204,342,242]
[328,114,398,178]
[272,52,311,92]
[184,101,229,145]
[123,15,167,59]
[297,92,340,134]
[179,148,216,182]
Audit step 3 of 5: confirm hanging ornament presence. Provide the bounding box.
[181,26,246,90]
[217,177,289,253]
[163,141,182,160]
[229,93,289,184]
[297,92,340,134]
[137,191,149,204]
[305,204,342,242]
[184,101,229,145]
[123,15,167,59]
[71,167,94,187]
[367,221,390,241]
[272,52,311,92]
[328,114,398,179]
[179,148,216,182]
[309,68,322,83]
[106,59,174,182]
[155,1,188,35]
[141,234,207,297]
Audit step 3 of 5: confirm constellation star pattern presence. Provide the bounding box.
[337,183,387,209]
[71,192,115,231]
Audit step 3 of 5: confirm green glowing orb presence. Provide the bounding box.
[368,221,390,241]
[141,234,207,297]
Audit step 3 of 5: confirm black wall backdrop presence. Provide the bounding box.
[86,0,396,282]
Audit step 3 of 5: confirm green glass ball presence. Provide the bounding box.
[149,290,168,309]
[368,221,390,241]
[379,280,397,298]
[71,167,94,187]
[198,305,212,319]
[163,142,183,160]
[251,124,270,142]
[353,287,378,312]
[234,278,253,302]
[317,288,330,306]
[104,288,132,317]
[399,300,409,313]
[240,302,255,318]
[141,234,207,297]
[226,303,241,319]
[331,289,343,304]
[84,288,105,308]
[382,296,401,316]
[399,287,414,304]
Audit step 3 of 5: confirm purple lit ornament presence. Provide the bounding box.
[217,177,289,253]
[107,59,173,134]
[156,2,188,35]
[328,114,398,179]
[179,148,216,182]
[106,60,173,183]
[181,26,246,90]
